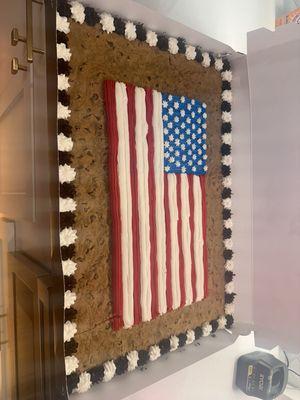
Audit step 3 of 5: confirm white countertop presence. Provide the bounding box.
[71,327,297,400]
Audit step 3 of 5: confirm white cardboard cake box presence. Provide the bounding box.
[71,0,300,398]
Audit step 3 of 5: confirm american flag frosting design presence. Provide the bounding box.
[162,93,207,175]
[104,80,208,330]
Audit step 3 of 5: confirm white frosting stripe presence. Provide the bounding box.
[168,173,180,309]
[181,174,193,305]
[152,90,167,315]
[135,87,152,322]
[193,175,205,301]
[115,82,134,328]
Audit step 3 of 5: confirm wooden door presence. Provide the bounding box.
[0,1,66,399]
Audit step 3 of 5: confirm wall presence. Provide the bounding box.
[133,0,275,53]
[231,55,253,326]
[248,23,300,353]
